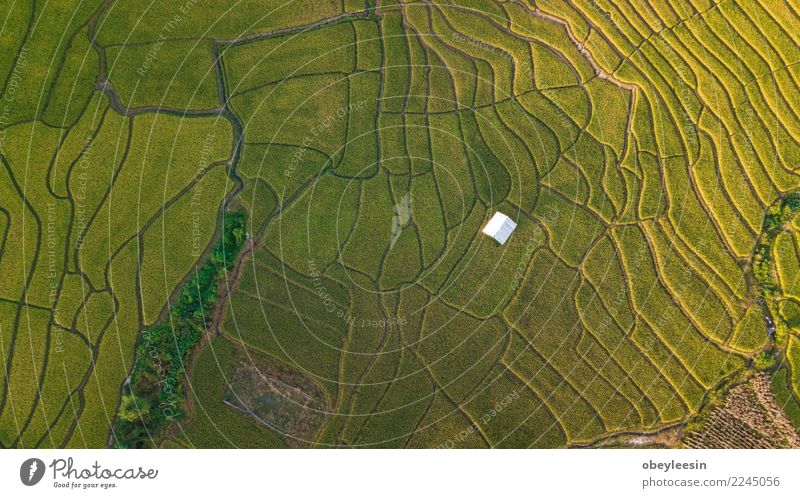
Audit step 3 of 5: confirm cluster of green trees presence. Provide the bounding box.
[750,194,800,374]
[752,194,800,296]
[114,210,247,448]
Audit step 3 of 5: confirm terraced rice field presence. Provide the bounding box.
[1,0,800,448]
[0,0,239,447]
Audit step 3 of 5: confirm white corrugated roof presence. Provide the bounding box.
[482,211,517,245]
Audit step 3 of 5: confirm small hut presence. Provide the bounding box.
[482,211,517,245]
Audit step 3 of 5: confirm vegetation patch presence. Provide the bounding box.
[113,211,246,448]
